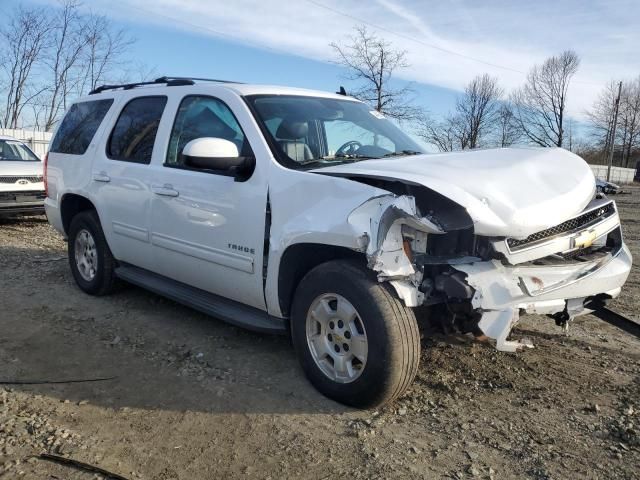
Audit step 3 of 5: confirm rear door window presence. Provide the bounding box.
[49,99,114,155]
[107,96,167,164]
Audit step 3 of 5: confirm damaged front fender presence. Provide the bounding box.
[348,194,444,306]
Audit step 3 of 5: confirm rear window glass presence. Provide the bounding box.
[49,99,113,155]
[107,96,167,164]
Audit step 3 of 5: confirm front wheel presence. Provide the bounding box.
[291,260,420,408]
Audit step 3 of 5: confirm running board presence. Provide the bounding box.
[115,264,287,334]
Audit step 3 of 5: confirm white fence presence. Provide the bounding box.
[590,165,636,184]
[0,128,52,159]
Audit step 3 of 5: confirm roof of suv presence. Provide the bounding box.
[80,79,360,103]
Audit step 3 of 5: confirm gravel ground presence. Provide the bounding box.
[0,187,639,479]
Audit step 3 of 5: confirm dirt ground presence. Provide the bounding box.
[0,188,639,480]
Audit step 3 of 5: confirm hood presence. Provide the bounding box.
[314,147,596,238]
[0,160,43,176]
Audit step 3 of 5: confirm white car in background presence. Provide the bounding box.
[0,135,45,217]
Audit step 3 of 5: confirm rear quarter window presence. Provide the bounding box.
[49,99,114,155]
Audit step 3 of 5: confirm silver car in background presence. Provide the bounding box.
[0,135,45,217]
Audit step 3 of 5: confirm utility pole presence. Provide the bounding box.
[607,81,622,182]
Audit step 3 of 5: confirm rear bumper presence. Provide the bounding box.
[44,197,65,236]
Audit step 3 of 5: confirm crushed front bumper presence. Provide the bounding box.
[453,243,632,351]
[451,200,632,351]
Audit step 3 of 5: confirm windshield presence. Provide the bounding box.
[246,95,422,169]
[0,139,40,161]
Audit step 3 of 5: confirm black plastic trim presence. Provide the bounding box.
[89,76,244,95]
[115,264,287,334]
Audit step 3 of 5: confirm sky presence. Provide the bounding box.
[4,0,640,123]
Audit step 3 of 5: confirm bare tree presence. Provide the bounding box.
[494,102,521,147]
[587,78,640,167]
[0,3,136,130]
[512,50,580,147]
[330,26,421,121]
[455,74,503,149]
[124,61,159,83]
[415,114,467,152]
[80,14,134,93]
[416,74,503,151]
[586,80,618,152]
[0,7,51,128]
[41,0,87,131]
[618,77,640,167]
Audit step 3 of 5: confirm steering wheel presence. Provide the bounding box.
[336,140,362,156]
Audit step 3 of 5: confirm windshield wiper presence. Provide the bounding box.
[383,150,422,157]
[298,154,375,166]
[333,153,377,160]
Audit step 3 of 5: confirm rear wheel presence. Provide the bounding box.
[68,210,117,295]
[291,260,420,408]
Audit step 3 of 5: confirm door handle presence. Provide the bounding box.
[152,184,179,197]
[92,172,111,183]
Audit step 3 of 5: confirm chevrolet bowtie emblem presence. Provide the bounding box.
[573,229,597,249]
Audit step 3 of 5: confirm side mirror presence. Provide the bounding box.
[182,137,254,181]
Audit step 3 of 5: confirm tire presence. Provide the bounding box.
[67,209,117,296]
[291,260,420,408]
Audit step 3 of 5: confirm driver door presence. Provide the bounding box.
[149,93,268,310]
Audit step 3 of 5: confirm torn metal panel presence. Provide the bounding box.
[348,194,444,306]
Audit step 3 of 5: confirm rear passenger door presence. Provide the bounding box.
[91,95,168,270]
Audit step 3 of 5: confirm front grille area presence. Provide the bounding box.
[507,202,616,251]
[523,227,623,266]
[0,175,43,184]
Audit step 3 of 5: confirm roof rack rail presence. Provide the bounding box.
[88,77,193,95]
[158,76,245,84]
[89,76,243,95]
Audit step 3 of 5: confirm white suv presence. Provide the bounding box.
[45,77,632,408]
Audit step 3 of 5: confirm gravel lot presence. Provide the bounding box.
[0,187,639,479]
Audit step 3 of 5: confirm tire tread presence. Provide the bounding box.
[291,259,420,408]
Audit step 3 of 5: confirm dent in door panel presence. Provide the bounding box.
[112,221,149,242]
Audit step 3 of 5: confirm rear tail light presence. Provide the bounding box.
[43,152,48,197]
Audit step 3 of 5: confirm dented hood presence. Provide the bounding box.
[315,147,596,238]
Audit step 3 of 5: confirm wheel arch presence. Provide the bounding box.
[277,243,367,318]
[60,193,98,235]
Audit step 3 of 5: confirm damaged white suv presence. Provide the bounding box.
[45,77,632,408]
